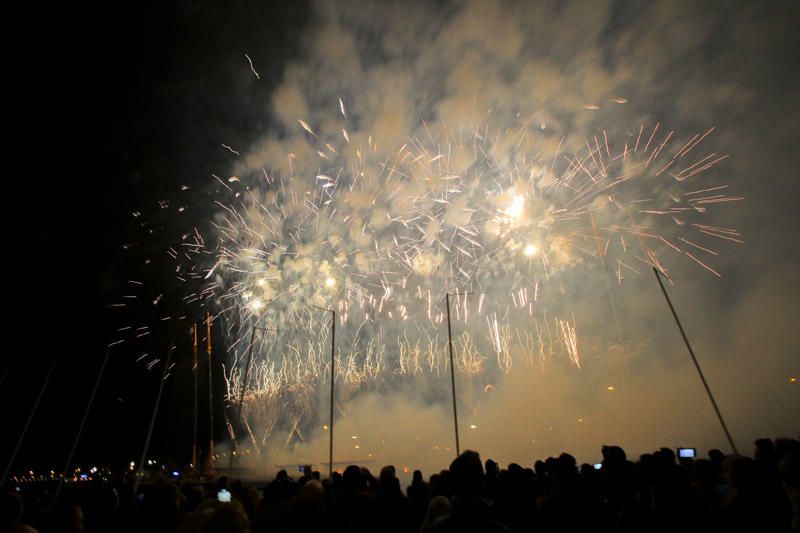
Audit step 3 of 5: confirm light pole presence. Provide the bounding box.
[652,267,738,454]
[134,345,175,497]
[56,351,111,500]
[445,291,471,457]
[1,361,57,488]
[314,304,336,477]
[230,324,278,468]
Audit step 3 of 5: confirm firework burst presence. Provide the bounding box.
[166,110,741,451]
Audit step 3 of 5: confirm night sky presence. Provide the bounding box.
[4,1,799,476]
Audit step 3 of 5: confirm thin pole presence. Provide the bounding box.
[1,361,56,487]
[207,313,214,467]
[329,310,335,478]
[56,351,111,499]
[445,293,460,456]
[134,345,175,496]
[192,325,198,473]
[653,268,738,454]
[230,326,258,469]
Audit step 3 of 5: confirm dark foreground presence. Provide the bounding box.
[3,437,799,532]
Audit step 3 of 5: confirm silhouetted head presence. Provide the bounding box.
[201,501,249,533]
[413,469,423,483]
[380,465,401,495]
[556,453,577,479]
[601,445,627,466]
[420,495,451,533]
[380,465,396,482]
[534,460,547,478]
[449,450,483,497]
[0,490,24,529]
[295,479,325,514]
[139,479,181,529]
[654,447,676,466]
[755,438,777,465]
[725,456,760,494]
[342,465,362,492]
[778,449,800,490]
[708,449,725,465]
[44,504,84,533]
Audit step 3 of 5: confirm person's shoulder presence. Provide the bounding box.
[10,524,39,533]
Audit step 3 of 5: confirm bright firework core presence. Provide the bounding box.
[524,244,538,257]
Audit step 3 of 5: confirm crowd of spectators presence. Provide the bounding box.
[3,437,798,532]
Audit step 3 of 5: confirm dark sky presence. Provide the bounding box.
[5,1,309,471]
[4,0,799,475]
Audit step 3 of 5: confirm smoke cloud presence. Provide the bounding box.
[210,0,799,476]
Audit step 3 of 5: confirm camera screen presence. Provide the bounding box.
[678,448,696,458]
[593,463,602,470]
[217,489,231,502]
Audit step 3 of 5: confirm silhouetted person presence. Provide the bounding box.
[376,466,412,533]
[1,490,38,533]
[331,465,378,533]
[419,496,450,533]
[722,455,792,531]
[136,479,182,533]
[40,504,83,533]
[201,501,250,533]
[429,451,509,533]
[407,469,430,527]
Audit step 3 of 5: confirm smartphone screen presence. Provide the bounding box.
[678,447,696,458]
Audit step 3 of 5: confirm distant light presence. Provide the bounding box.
[354,445,360,449]
[325,277,336,288]
[469,424,477,429]
[256,278,266,286]
[129,461,135,467]
[523,244,538,257]
[323,425,329,430]
[172,471,180,477]
[351,435,358,439]
[577,418,584,423]
[80,474,88,480]
[607,386,615,391]
[790,377,797,383]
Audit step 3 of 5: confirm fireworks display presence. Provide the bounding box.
[154,108,741,455]
[10,0,800,482]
